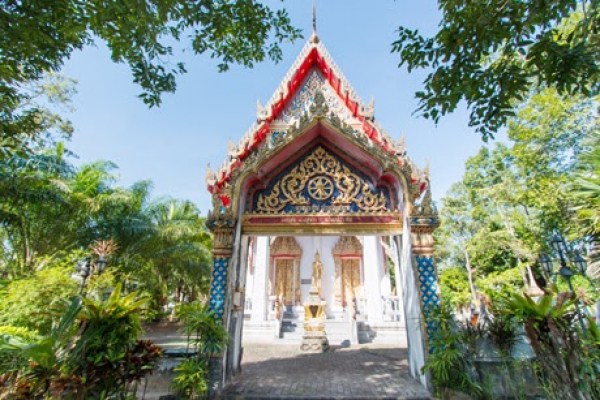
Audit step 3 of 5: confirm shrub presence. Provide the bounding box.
[0,285,162,399]
[0,264,78,335]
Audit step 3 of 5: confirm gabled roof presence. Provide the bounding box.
[207,34,426,207]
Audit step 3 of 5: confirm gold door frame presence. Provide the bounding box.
[269,237,302,307]
[332,236,364,312]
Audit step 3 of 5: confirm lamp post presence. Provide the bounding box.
[75,253,108,294]
[540,234,588,329]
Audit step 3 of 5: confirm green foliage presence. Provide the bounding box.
[439,267,471,309]
[0,137,213,315]
[0,326,39,374]
[177,301,228,356]
[435,88,598,315]
[556,274,598,304]
[172,357,208,399]
[171,302,228,399]
[501,291,600,399]
[476,267,523,304]
[422,304,482,398]
[0,287,162,399]
[0,0,301,158]
[0,74,75,160]
[0,262,78,334]
[392,2,598,139]
[570,132,600,237]
[74,284,147,363]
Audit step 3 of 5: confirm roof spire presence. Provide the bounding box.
[310,0,319,43]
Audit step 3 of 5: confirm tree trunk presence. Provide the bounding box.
[463,248,477,301]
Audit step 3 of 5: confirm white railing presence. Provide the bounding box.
[382,296,402,322]
[357,298,367,318]
[243,298,253,319]
[267,296,279,321]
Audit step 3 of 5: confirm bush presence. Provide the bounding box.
[0,285,162,399]
[171,302,228,398]
[0,262,78,335]
[172,357,208,399]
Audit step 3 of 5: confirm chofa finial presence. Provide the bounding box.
[310,0,320,43]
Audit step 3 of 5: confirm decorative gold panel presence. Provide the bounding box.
[271,236,302,256]
[251,146,390,214]
[333,236,363,257]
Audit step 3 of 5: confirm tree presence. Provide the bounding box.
[1,0,301,156]
[570,132,600,238]
[392,1,598,139]
[436,88,599,312]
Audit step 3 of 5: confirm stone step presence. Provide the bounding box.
[357,322,407,345]
[242,320,280,342]
[324,320,356,346]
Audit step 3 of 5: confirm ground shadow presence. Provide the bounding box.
[220,344,431,399]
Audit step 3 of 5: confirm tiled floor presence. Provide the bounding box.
[221,343,431,399]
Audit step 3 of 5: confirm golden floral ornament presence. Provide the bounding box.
[250,146,390,214]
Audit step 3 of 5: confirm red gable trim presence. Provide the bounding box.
[212,46,395,199]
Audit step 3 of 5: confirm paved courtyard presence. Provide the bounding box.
[220,342,431,399]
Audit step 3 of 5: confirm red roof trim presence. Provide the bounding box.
[211,46,397,198]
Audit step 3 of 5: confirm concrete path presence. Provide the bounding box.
[221,343,431,399]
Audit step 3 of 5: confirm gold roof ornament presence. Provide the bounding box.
[271,236,302,256]
[205,164,216,187]
[333,236,363,257]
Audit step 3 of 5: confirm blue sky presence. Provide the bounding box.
[62,0,496,215]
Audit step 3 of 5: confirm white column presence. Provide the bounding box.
[363,235,384,323]
[244,239,255,312]
[380,238,392,297]
[401,223,427,386]
[251,236,269,322]
[391,236,406,327]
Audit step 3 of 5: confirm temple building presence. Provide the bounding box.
[242,234,406,345]
[205,27,440,392]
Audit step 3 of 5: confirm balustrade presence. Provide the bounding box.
[382,296,402,322]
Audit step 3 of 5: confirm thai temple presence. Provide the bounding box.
[205,24,441,392]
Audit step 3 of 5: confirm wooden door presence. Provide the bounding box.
[275,259,294,306]
[341,258,361,307]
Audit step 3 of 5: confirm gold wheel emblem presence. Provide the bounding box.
[307,176,334,201]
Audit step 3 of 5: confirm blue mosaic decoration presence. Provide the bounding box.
[415,255,440,341]
[270,131,286,146]
[209,257,229,320]
[250,145,392,214]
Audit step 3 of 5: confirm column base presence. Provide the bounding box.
[207,355,224,397]
[300,332,330,353]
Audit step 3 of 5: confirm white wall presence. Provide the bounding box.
[246,234,404,325]
[295,236,338,314]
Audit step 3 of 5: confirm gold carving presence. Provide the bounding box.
[341,259,361,308]
[270,237,302,304]
[253,146,388,214]
[274,258,295,305]
[307,176,334,201]
[333,236,363,257]
[311,251,324,298]
[333,237,363,308]
[271,236,302,256]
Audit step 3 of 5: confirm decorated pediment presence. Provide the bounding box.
[276,70,359,127]
[247,146,392,215]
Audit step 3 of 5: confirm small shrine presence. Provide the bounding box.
[300,252,329,353]
[204,26,440,394]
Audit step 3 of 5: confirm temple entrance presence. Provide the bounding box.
[339,258,361,308]
[204,31,441,396]
[242,234,405,348]
[273,258,297,306]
